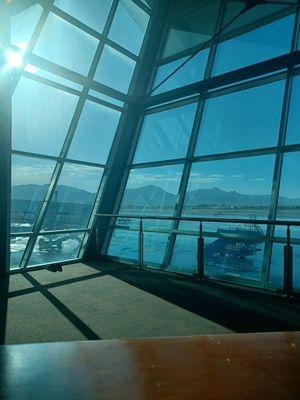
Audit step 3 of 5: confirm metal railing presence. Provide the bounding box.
[95,213,300,299]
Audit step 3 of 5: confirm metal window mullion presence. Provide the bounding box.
[85,94,124,112]
[192,146,278,163]
[145,69,287,116]
[25,52,129,102]
[21,69,82,96]
[206,70,288,100]
[261,7,300,288]
[130,0,153,15]
[161,0,227,268]
[19,1,121,269]
[146,94,200,114]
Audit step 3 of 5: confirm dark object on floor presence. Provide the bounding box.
[46,263,63,273]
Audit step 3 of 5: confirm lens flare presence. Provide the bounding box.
[5,50,23,69]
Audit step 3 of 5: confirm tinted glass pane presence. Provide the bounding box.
[10,4,43,50]
[182,155,275,226]
[42,163,104,230]
[28,232,84,266]
[195,80,285,156]
[134,103,197,163]
[163,0,219,57]
[213,15,294,76]
[276,152,300,238]
[10,237,29,270]
[109,0,149,55]
[11,155,56,233]
[204,235,265,281]
[12,78,78,156]
[120,164,183,217]
[68,100,121,164]
[269,242,300,290]
[222,2,291,35]
[169,234,198,275]
[286,75,300,145]
[34,13,98,75]
[94,45,136,93]
[153,49,210,94]
[108,229,168,265]
[54,0,113,32]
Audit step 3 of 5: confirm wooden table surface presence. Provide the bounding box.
[0,332,299,400]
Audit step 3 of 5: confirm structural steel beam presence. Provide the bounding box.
[145,51,300,107]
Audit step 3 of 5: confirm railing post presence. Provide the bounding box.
[284,225,293,300]
[197,221,205,280]
[95,217,100,258]
[138,218,144,269]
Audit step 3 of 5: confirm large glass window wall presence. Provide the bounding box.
[4,0,300,291]
[105,0,300,291]
[7,0,151,269]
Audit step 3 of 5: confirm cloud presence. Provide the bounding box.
[188,172,225,185]
[210,174,225,178]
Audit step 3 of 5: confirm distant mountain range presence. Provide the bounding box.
[12,184,95,204]
[11,184,300,208]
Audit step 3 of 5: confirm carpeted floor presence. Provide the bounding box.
[4,261,300,344]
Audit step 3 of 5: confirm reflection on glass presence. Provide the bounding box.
[10,3,43,50]
[109,0,149,55]
[170,234,265,281]
[152,49,210,95]
[134,103,197,163]
[169,234,198,275]
[119,165,183,231]
[204,236,264,281]
[10,237,29,269]
[108,229,168,265]
[11,155,56,233]
[94,45,136,93]
[120,164,183,215]
[195,80,285,155]
[163,0,219,57]
[68,100,121,164]
[28,232,84,266]
[54,0,113,33]
[34,13,98,75]
[276,152,300,238]
[213,15,294,76]
[269,243,300,290]
[286,75,300,145]
[12,78,78,156]
[42,163,104,230]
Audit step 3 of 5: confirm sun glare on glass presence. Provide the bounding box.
[5,50,24,69]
